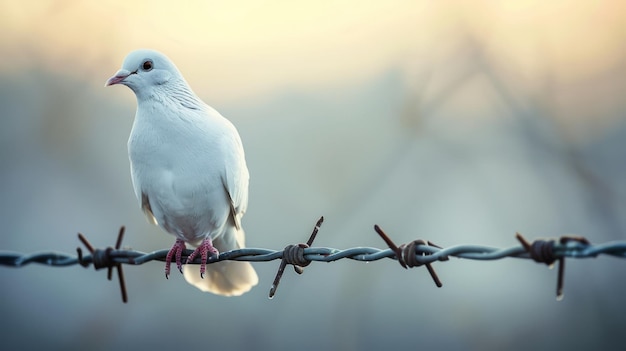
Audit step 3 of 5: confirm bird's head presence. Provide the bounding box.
[105,49,183,97]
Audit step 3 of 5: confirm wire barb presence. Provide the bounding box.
[516,232,591,301]
[374,225,443,287]
[77,227,128,303]
[269,216,324,299]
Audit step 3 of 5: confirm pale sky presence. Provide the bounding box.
[1,1,624,103]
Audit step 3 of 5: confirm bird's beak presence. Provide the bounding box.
[105,69,132,87]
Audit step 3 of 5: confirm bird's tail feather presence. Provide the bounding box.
[182,228,258,296]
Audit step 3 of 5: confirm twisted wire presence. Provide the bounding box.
[1,220,626,303]
[5,241,625,268]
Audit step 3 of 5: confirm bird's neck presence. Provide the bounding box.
[138,79,206,112]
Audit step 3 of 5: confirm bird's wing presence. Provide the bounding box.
[141,192,158,226]
[221,128,249,232]
[131,161,158,226]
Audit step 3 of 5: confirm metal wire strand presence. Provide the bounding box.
[2,221,626,303]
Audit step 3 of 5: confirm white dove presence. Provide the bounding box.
[106,49,258,296]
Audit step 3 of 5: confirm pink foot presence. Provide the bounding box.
[165,239,186,279]
[186,237,219,278]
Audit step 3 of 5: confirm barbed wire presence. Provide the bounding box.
[2,217,626,303]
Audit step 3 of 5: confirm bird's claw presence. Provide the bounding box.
[165,239,187,279]
[186,238,219,279]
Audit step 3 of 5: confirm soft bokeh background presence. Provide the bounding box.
[1,1,625,350]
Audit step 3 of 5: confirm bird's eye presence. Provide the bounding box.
[141,60,153,71]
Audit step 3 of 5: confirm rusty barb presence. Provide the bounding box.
[77,226,128,303]
[515,233,591,301]
[374,224,447,288]
[268,216,324,299]
[2,218,626,303]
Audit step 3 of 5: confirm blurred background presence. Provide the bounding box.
[1,1,625,350]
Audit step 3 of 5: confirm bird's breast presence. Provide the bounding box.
[127,110,230,242]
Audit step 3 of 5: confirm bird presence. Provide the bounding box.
[105,49,258,296]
